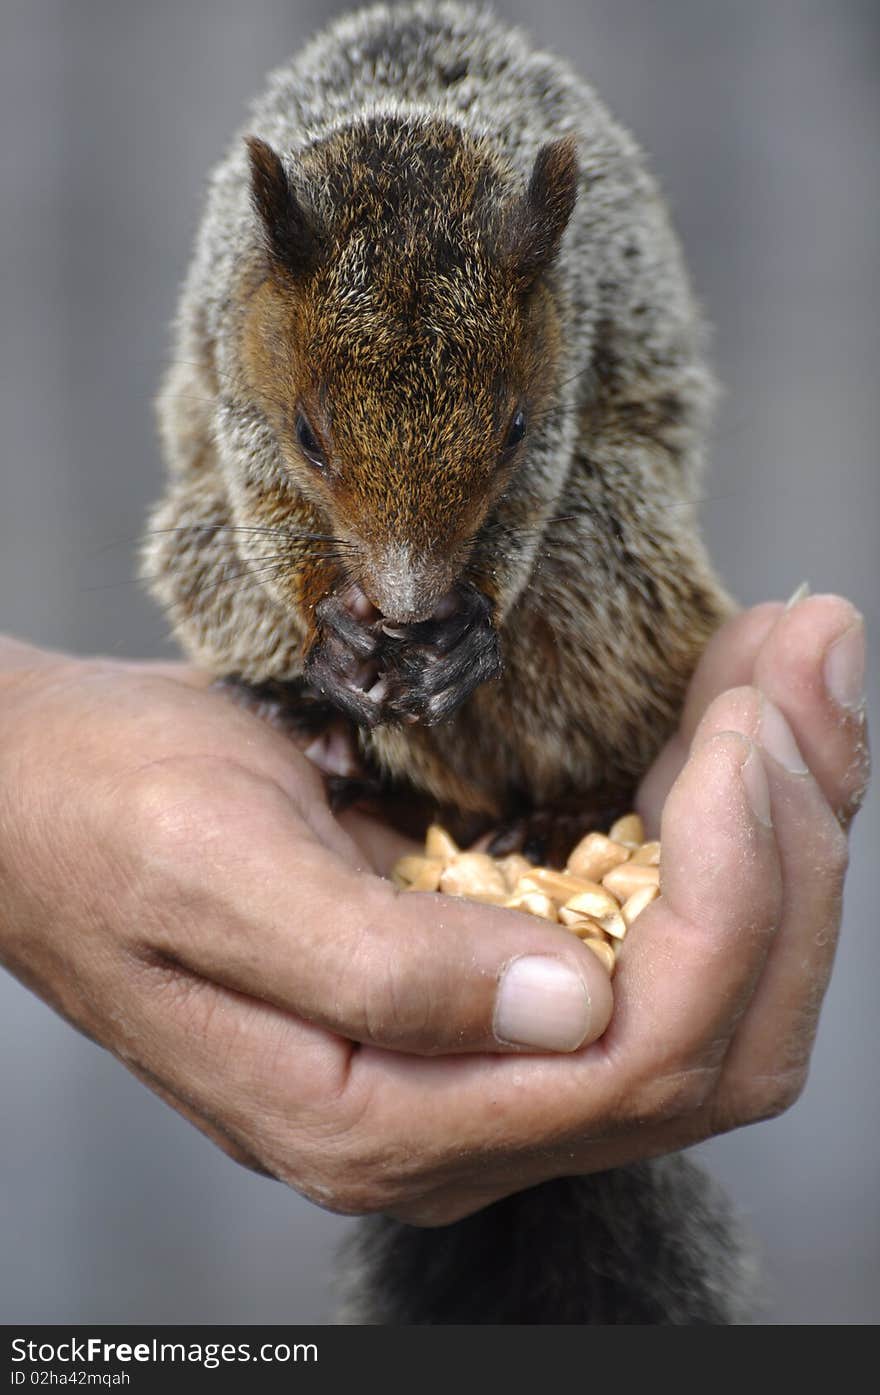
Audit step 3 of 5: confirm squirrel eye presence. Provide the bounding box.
[294,411,327,469]
[503,407,527,452]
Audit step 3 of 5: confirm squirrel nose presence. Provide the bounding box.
[358,544,460,623]
[361,585,461,625]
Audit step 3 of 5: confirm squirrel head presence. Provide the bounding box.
[237,117,578,622]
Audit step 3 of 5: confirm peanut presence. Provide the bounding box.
[390,811,661,982]
[558,908,607,936]
[582,937,616,974]
[560,887,627,940]
[396,855,445,892]
[515,867,608,905]
[503,891,558,921]
[621,882,660,926]
[608,813,645,846]
[566,832,631,882]
[496,853,535,892]
[439,852,508,900]
[602,862,660,902]
[425,824,460,861]
[631,841,661,866]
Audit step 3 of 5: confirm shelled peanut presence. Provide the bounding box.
[391,814,661,978]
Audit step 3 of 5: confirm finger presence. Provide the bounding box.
[693,691,852,1123]
[638,602,784,828]
[752,594,869,827]
[606,726,782,1086]
[133,760,613,1056]
[679,602,785,742]
[113,960,565,1220]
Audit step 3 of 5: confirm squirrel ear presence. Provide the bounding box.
[245,135,322,278]
[502,136,579,287]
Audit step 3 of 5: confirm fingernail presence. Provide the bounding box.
[495,956,591,1051]
[785,580,811,610]
[824,622,865,712]
[740,744,772,826]
[760,698,808,775]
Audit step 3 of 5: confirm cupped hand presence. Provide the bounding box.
[0,637,611,1191]
[0,593,868,1225]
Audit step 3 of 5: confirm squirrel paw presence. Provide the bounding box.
[304,589,391,728]
[381,583,503,726]
[305,582,502,728]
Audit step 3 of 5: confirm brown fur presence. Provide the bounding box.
[235,119,569,636]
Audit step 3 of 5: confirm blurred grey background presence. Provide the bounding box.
[1,0,877,1325]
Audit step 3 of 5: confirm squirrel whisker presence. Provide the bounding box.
[139,525,357,546]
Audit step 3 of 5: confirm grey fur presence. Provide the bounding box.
[336,1156,759,1325]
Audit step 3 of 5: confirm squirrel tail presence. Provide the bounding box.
[335,1157,757,1324]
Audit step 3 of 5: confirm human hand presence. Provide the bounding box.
[0,592,867,1227]
[0,636,612,1198]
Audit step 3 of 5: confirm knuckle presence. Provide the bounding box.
[122,759,230,860]
[254,1063,445,1217]
[629,1063,719,1126]
[386,1194,483,1227]
[360,949,434,1051]
[321,1170,407,1216]
[718,1066,809,1130]
[113,757,271,937]
[263,1125,417,1218]
[277,1165,388,1216]
[750,1066,809,1121]
[344,897,439,1050]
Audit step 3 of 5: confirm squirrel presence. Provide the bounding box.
[143,1,753,1323]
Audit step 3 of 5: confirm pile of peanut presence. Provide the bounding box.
[392,814,660,977]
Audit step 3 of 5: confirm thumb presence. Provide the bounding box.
[149,791,613,1056]
[309,867,615,1054]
